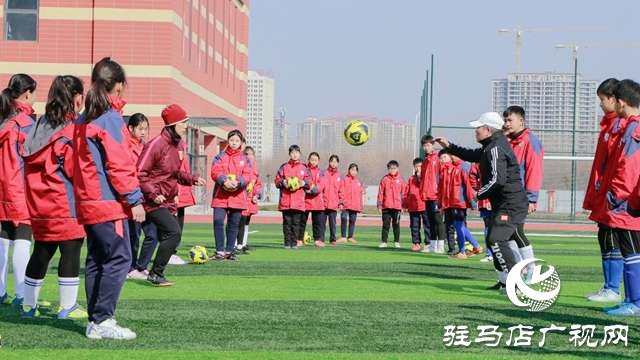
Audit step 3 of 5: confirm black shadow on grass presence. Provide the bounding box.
[0,306,86,336]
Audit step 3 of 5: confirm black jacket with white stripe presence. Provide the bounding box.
[447,132,528,220]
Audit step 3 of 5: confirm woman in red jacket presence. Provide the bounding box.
[0,74,41,308]
[339,163,363,243]
[73,57,146,340]
[321,155,345,245]
[275,145,311,249]
[137,104,204,285]
[299,152,325,247]
[21,75,87,319]
[236,146,261,254]
[210,130,253,260]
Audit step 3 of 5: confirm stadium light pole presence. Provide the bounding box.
[414,111,420,158]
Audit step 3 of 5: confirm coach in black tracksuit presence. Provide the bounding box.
[436,112,528,288]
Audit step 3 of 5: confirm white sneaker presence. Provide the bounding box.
[584,287,605,299]
[480,255,493,262]
[587,288,621,303]
[378,243,388,248]
[126,270,147,280]
[420,245,430,253]
[168,254,187,265]
[86,319,136,340]
[435,246,445,254]
[394,242,401,248]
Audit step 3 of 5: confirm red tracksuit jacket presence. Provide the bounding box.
[0,101,34,224]
[584,112,618,211]
[210,147,253,210]
[342,174,363,213]
[469,163,490,210]
[509,128,544,208]
[73,97,144,225]
[275,159,311,212]
[404,174,425,213]
[137,128,200,214]
[377,173,406,210]
[438,160,476,210]
[243,156,262,216]
[419,152,440,201]
[23,116,85,240]
[323,167,345,210]
[178,140,196,208]
[596,115,640,230]
[304,163,325,211]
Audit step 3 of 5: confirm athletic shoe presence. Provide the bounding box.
[330,241,337,246]
[225,254,240,261]
[291,246,299,250]
[314,241,325,247]
[348,237,357,243]
[420,245,431,253]
[0,293,11,305]
[394,242,401,248]
[486,282,506,290]
[86,318,137,340]
[234,247,249,255]
[604,302,626,312]
[12,297,51,307]
[378,242,388,248]
[584,287,605,299]
[336,237,347,243]
[127,269,147,280]
[140,269,150,276]
[607,302,640,316]
[284,246,292,249]
[588,288,621,303]
[58,304,88,319]
[480,255,493,262]
[20,305,39,318]
[435,246,445,254]
[209,253,225,261]
[168,254,187,265]
[449,252,468,259]
[296,240,304,247]
[147,274,174,287]
[411,244,421,251]
[469,246,484,257]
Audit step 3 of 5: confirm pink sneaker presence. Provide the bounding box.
[296,240,303,247]
[336,237,347,243]
[314,241,325,247]
[127,270,147,280]
[347,238,357,243]
[411,244,421,251]
[141,269,150,276]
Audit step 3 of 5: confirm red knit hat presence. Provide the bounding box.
[161,104,189,126]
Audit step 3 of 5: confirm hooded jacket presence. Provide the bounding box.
[508,127,544,207]
[275,159,312,212]
[322,166,345,210]
[377,173,406,210]
[419,151,440,201]
[210,147,253,210]
[404,174,425,213]
[342,174,363,213]
[304,163,325,211]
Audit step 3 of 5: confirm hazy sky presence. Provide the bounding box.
[247,0,640,132]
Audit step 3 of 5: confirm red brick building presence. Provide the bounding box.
[0,0,250,202]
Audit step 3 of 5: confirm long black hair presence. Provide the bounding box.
[0,73,37,124]
[85,57,126,123]
[165,125,183,144]
[44,75,84,128]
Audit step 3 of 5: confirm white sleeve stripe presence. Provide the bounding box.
[478,147,498,196]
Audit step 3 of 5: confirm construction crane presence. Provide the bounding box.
[556,37,640,60]
[498,21,610,72]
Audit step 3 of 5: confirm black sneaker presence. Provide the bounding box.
[486,282,506,290]
[235,248,249,255]
[225,253,240,261]
[147,274,174,287]
[209,253,225,261]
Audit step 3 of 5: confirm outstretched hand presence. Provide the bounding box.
[434,137,450,148]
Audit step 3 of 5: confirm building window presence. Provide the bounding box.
[4,0,38,41]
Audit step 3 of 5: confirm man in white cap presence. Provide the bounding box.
[435,112,528,290]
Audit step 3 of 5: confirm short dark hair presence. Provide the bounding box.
[420,134,435,145]
[412,157,423,165]
[438,148,450,157]
[387,160,399,168]
[597,78,619,97]
[308,151,320,160]
[348,163,358,172]
[503,106,525,119]
[128,113,148,128]
[612,79,640,108]
[244,146,255,155]
[329,154,339,163]
[228,129,245,143]
[289,144,301,154]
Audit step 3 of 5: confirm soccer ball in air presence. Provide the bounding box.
[189,245,209,264]
[287,177,301,191]
[303,231,312,244]
[343,120,370,146]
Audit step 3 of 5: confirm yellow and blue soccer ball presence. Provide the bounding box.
[287,176,301,191]
[246,181,254,194]
[344,120,370,146]
[188,245,209,264]
[464,241,474,252]
[223,174,238,192]
[303,231,312,244]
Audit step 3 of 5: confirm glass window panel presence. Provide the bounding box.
[6,0,38,10]
[5,13,37,41]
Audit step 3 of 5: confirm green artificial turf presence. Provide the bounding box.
[0,223,636,359]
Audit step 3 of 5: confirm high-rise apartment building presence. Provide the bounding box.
[246,70,274,159]
[273,115,290,154]
[492,72,599,155]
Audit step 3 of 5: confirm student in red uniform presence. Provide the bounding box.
[168,138,197,264]
[405,158,429,252]
[301,152,326,247]
[20,75,85,319]
[583,79,624,302]
[420,135,446,253]
[275,145,311,249]
[321,155,345,245]
[339,163,363,243]
[236,146,261,254]
[470,162,493,262]
[437,149,483,259]
[73,57,146,339]
[0,74,46,308]
[125,113,160,280]
[210,130,253,260]
[377,160,406,248]
[136,104,204,286]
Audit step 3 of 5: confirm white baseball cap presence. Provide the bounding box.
[469,112,504,129]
